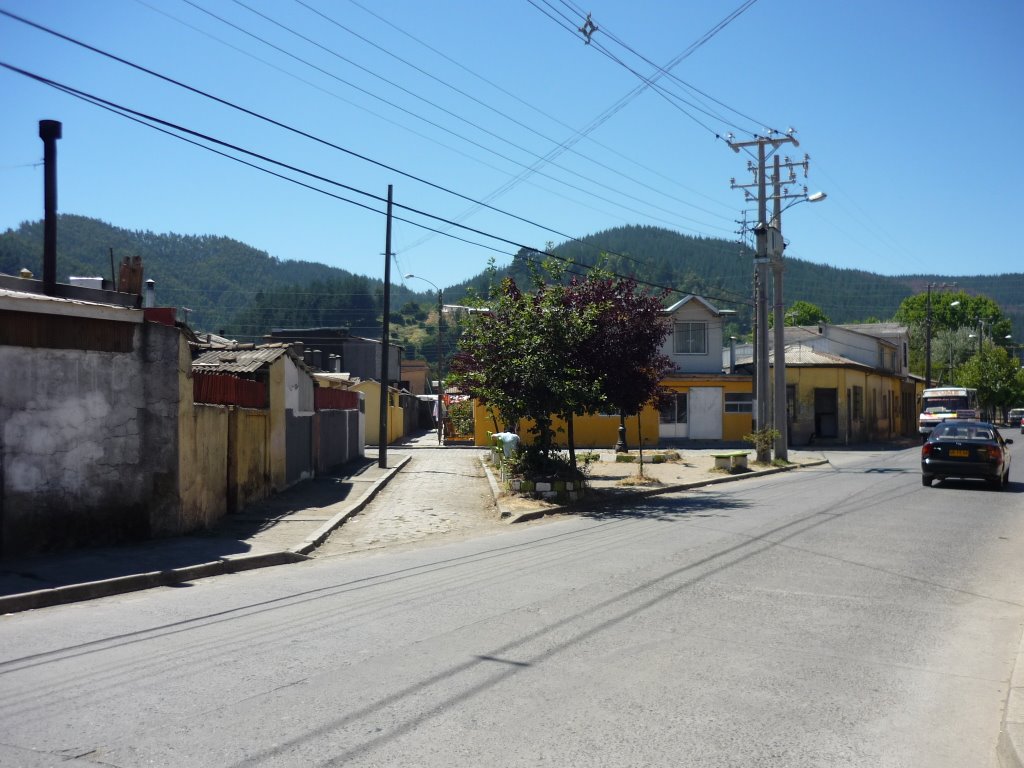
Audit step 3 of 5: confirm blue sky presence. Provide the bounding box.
[1,0,1021,301]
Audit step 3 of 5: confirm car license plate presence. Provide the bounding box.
[949,449,969,458]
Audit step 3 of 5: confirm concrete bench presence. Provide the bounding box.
[711,451,750,470]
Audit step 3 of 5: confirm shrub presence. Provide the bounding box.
[743,427,780,459]
[505,445,588,483]
[447,400,474,436]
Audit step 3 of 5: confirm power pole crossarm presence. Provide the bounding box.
[728,131,813,463]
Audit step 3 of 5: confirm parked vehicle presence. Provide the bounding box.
[921,420,1011,490]
[918,387,979,439]
[1008,408,1024,427]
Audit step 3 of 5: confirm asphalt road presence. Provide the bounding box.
[2,447,1023,767]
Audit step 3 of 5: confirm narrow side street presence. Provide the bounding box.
[315,447,502,556]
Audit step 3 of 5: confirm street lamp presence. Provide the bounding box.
[405,274,444,445]
[770,188,826,461]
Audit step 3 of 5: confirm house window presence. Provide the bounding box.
[724,392,753,413]
[674,321,707,355]
[852,386,863,420]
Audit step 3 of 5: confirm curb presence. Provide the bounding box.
[0,550,307,615]
[290,454,412,556]
[998,637,1024,767]
[484,458,830,524]
[0,455,413,615]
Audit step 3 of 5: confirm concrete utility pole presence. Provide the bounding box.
[771,155,787,460]
[768,153,817,460]
[729,132,799,463]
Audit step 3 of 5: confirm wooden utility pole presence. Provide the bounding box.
[378,185,393,469]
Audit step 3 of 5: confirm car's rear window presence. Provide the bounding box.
[933,424,993,441]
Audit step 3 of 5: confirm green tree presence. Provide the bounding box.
[955,345,1022,418]
[932,327,975,386]
[895,290,1010,378]
[769,300,829,328]
[570,268,673,461]
[450,261,671,470]
[449,266,583,459]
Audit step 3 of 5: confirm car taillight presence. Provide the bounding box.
[987,446,1002,462]
[922,443,933,458]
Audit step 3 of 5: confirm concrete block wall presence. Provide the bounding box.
[0,321,181,555]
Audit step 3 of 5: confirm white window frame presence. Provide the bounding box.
[724,392,753,413]
[674,321,707,355]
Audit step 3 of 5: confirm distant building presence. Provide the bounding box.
[264,327,402,383]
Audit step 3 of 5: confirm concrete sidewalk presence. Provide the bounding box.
[0,445,416,614]
[0,437,821,614]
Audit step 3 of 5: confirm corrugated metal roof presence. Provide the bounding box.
[835,322,906,334]
[192,345,291,374]
[733,344,868,369]
[777,344,864,367]
[0,286,142,321]
[314,372,359,386]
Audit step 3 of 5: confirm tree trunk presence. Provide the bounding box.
[637,414,645,478]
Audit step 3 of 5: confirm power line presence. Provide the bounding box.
[287,0,729,226]
[337,0,735,215]
[136,0,669,249]
[181,0,728,235]
[3,60,748,310]
[0,11,683,261]
[555,0,770,134]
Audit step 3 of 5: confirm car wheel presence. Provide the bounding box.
[922,474,933,487]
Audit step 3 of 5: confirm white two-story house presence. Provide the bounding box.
[658,295,752,441]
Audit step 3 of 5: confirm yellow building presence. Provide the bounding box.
[353,380,405,445]
[472,403,660,449]
[773,346,917,444]
[400,358,431,395]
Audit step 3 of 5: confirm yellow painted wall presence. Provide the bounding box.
[170,337,225,536]
[229,407,271,513]
[353,381,405,445]
[660,375,754,442]
[785,366,909,444]
[470,374,755,447]
[472,402,659,449]
[178,403,228,531]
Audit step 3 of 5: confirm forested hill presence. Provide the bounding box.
[2,217,1021,341]
[446,224,1024,334]
[0,215,377,335]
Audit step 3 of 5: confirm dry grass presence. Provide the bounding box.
[615,473,664,487]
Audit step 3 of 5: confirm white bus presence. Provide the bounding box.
[918,387,979,438]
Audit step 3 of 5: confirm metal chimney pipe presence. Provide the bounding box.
[39,120,62,293]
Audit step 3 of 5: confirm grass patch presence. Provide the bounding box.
[616,474,662,487]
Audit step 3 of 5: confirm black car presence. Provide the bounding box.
[921,420,1012,489]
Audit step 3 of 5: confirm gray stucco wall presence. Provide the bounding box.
[0,321,180,555]
[285,411,313,487]
[316,409,361,472]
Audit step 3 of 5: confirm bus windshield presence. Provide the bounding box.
[923,397,970,413]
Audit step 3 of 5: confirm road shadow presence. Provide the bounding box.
[928,479,1022,494]
[579,490,751,521]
